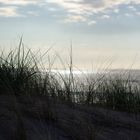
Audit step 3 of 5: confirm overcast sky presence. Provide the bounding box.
[0,0,140,70]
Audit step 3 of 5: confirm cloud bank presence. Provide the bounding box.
[47,0,140,22]
[0,0,140,23]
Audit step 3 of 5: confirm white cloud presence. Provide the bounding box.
[124,13,133,17]
[0,0,140,20]
[44,0,139,24]
[47,0,140,13]
[27,11,39,16]
[0,0,42,17]
[88,20,97,26]
[47,0,140,18]
[48,7,58,12]
[0,0,39,5]
[0,6,20,17]
[100,15,110,19]
[128,6,137,11]
[64,15,86,23]
[114,8,120,13]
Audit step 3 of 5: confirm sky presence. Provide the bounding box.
[0,0,140,71]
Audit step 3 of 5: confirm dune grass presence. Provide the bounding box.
[0,40,140,140]
[0,39,140,113]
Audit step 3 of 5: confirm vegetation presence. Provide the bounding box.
[0,39,140,140]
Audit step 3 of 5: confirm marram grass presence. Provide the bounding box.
[0,39,140,113]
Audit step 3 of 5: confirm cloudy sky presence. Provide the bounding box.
[0,0,140,70]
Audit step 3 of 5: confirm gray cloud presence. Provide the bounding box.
[47,0,140,22]
[0,0,140,20]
